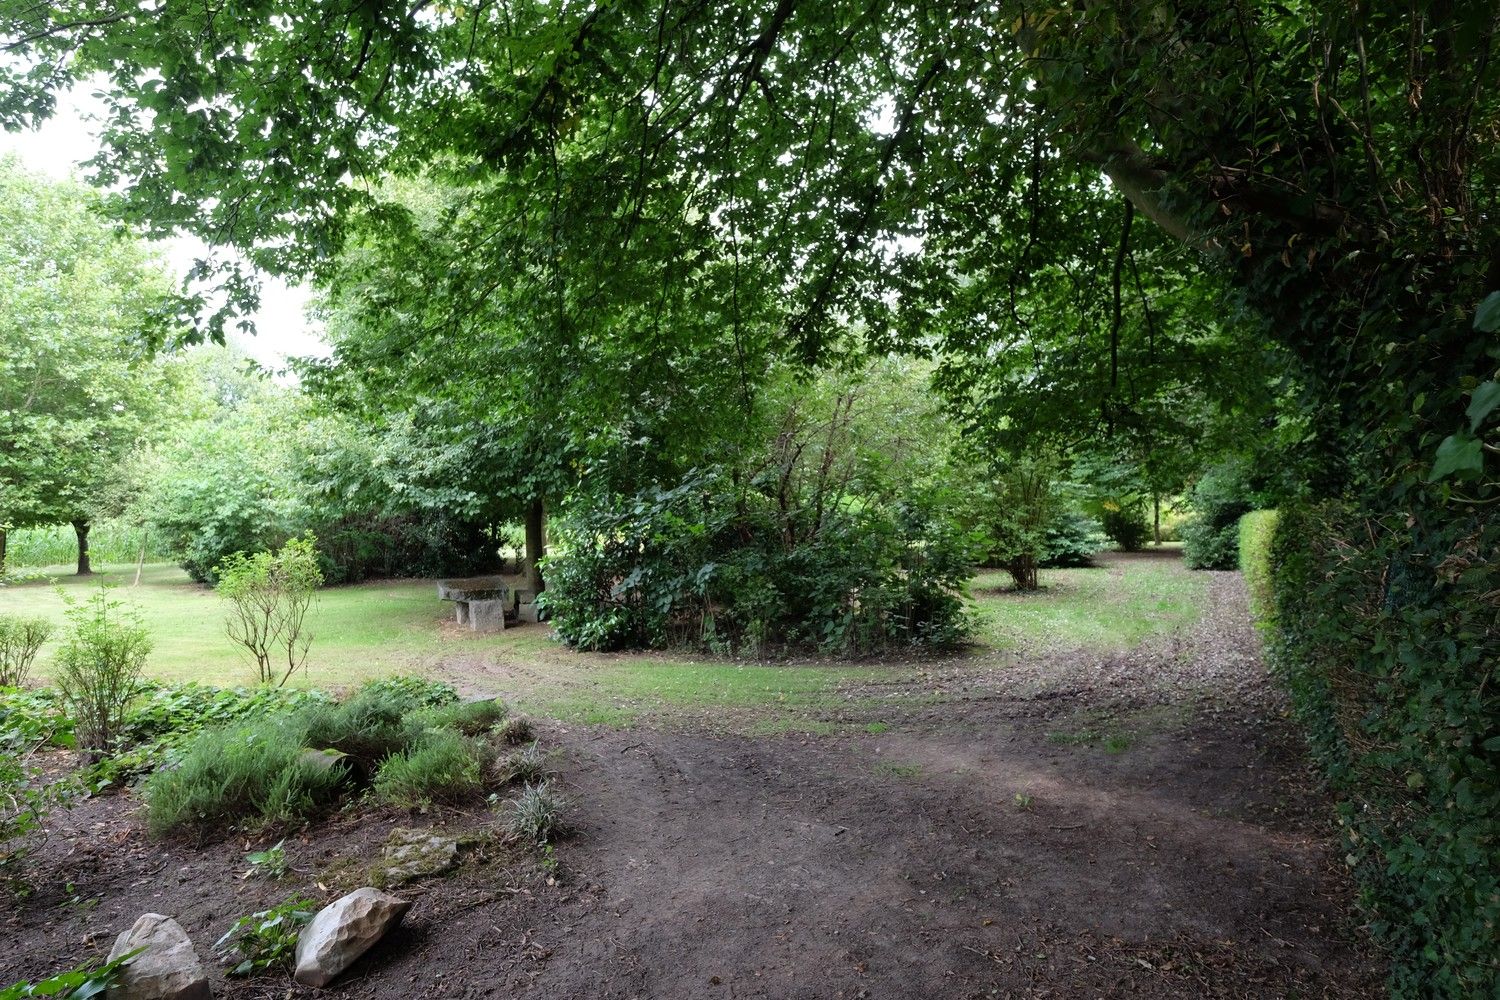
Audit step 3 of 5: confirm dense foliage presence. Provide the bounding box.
[1181,460,1257,570]
[7,2,1500,990]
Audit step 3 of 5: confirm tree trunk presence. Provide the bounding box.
[0,528,7,576]
[1153,496,1161,546]
[73,519,92,576]
[523,499,546,593]
[134,532,147,586]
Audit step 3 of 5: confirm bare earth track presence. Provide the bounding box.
[2,554,1382,997]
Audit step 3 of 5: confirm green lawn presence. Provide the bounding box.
[2,551,1208,727]
[1,562,464,690]
[968,552,1205,653]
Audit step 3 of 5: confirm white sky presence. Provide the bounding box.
[0,87,328,369]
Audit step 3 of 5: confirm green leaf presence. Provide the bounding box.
[1473,291,1500,333]
[1466,381,1500,431]
[1429,432,1483,481]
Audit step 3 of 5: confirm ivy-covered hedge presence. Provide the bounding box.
[1267,501,1498,995]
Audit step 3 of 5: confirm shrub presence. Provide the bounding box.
[53,590,151,762]
[542,469,974,655]
[1098,501,1149,552]
[0,615,53,687]
[372,729,486,807]
[1039,510,1105,568]
[295,683,430,769]
[216,535,323,687]
[214,897,316,977]
[407,698,507,737]
[143,717,343,837]
[505,780,567,844]
[1237,510,1278,630]
[1181,460,1256,569]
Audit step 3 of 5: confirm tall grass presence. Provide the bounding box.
[4,520,171,568]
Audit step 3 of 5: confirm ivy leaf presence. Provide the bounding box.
[1466,381,1500,431]
[1473,291,1500,333]
[1429,432,1483,481]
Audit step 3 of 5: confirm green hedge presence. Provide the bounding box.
[1237,510,1278,632]
[1266,501,1498,995]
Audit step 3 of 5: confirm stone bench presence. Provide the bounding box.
[436,577,511,632]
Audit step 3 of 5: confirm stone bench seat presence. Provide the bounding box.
[436,576,544,631]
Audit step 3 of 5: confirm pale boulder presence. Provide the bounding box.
[105,913,210,1000]
[293,887,410,987]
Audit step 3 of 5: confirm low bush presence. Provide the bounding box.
[407,698,507,737]
[143,717,343,837]
[495,741,547,784]
[145,677,493,837]
[372,729,486,807]
[1237,510,1278,630]
[0,615,53,687]
[495,716,534,746]
[217,535,323,687]
[53,590,151,762]
[0,949,141,1000]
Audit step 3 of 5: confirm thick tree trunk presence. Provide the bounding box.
[1153,496,1161,546]
[523,499,546,593]
[73,519,92,576]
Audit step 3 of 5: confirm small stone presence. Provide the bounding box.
[293,887,410,987]
[381,827,461,886]
[106,913,210,1000]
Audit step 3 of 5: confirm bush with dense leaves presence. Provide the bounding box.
[1181,460,1256,570]
[1039,510,1105,568]
[541,469,974,655]
[1098,502,1149,552]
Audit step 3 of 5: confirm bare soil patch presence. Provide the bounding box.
[2,553,1382,997]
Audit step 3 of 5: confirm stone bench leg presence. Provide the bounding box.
[455,601,470,626]
[468,598,507,632]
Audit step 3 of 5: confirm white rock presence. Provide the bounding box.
[293,887,411,987]
[106,913,210,1000]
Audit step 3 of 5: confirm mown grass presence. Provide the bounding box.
[969,553,1205,653]
[2,551,1213,732]
[0,562,480,689]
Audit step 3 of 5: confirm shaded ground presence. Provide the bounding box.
[2,553,1383,997]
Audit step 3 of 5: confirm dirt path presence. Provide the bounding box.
[3,555,1382,998]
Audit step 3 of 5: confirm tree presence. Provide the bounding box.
[6,4,1498,988]
[0,156,176,574]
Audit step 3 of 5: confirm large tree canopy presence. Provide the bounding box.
[3,2,1498,991]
